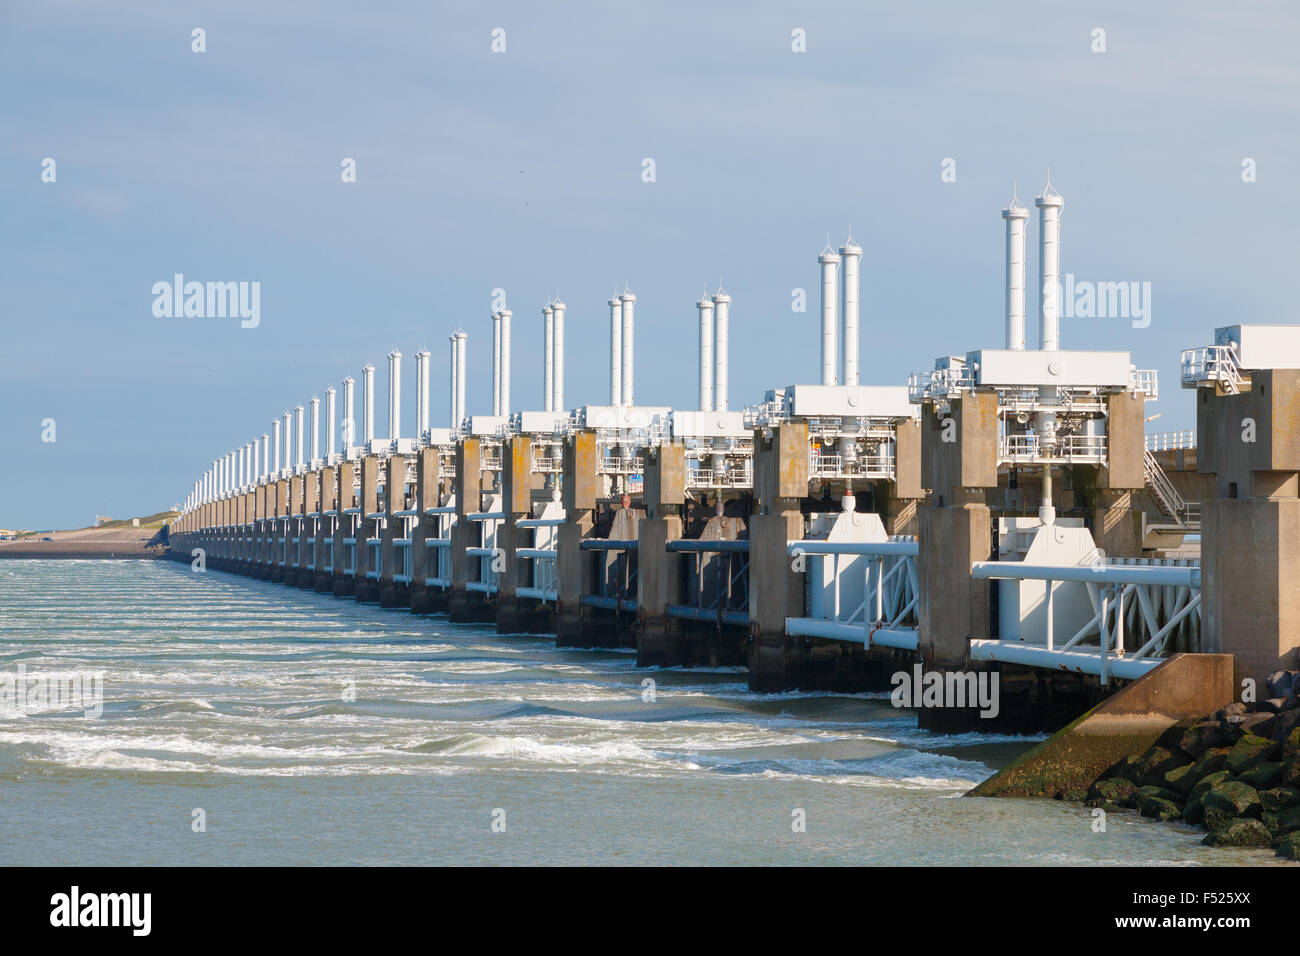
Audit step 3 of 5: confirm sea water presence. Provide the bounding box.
[0,561,1275,866]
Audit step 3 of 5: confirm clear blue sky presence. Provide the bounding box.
[2,1,1297,529]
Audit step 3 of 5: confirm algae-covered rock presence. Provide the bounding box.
[1140,796,1182,822]
[1105,753,1144,784]
[1274,804,1300,834]
[1212,702,1248,723]
[1155,719,1195,751]
[1273,712,1300,745]
[1087,778,1137,807]
[1282,755,1300,789]
[1137,746,1191,787]
[1179,721,1229,758]
[1282,728,1300,757]
[1202,819,1273,848]
[1201,780,1262,830]
[1189,769,1232,800]
[1163,764,1199,796]
[1184,771,1233,826]
[1226,734,1278,774]
[1238,761,1283,791]
[1277,832,1300,860]
[1189,747,1230,781]
[1136,784,1179,803]
[1260,787,1300,813]
[1239,713,1278,739]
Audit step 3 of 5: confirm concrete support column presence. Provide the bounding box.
[917,498,992,668]
[410,447,441,614]
[914,391,999,674]
[299,469,320,588]
[747,422,809,691]
[638,441,685,666]
[557,430,598,645]
[333,460,357,597]
[316,467,336,591]
[285,475,304,586]
[243,491,255,571]
[380,455,407,607]
[497,436,535,634]
[271,479,289,582]
[450,438,493,622]
[1198,369,1300,686]
[354,456,380,602]
[747,511,806,691]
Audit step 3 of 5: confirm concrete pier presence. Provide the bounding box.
[1196,367,1300,687]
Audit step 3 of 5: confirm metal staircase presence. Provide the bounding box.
[1143,449,1197,527]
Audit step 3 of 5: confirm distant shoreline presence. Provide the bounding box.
[0,526,165,560]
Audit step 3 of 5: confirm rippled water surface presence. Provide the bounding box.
[0,561,1268,865]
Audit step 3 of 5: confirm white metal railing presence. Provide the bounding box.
[391,513,416,584]
[1000,433,1107,463]
[907,366,975,403]
[686,460,754,489]
[464,507,503,595]
[1143,449,1197,526]
[970,559,1201,683]
[1145,429,1196,451]
[600,455,644,475]
[1129,369,1159,398]
[423,506,456,589]
[1181,344,1245,394]
[784,538,920,650]
[532,452,563,473]
[808,450,894,480]
[515,512,563,603]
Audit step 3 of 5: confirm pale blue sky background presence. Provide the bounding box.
[2,1,1297,528]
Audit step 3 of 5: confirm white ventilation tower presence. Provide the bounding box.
[552,298,565,411]
[415,350,430,441]
[840,236,861,386]
[697,295,714,412]
[361,363,375,446]
[309,397,320,463]
[620,290,636,406]
[1002,194,1030,351]
[387,349,402,442]
[542,304,555,411]
[261,433,269,480]
[280,412,291,475]
[491,312,502,416]
[324,388,336,460]
[499,310,511,416]
[455,332,468,426]
[712,288,731,411]
[819,246,841,386]
[448,335,459,429]
[342,376,355,451]
[252,439,260,484]
[609,295,623,405]
[1036,183,1064,352]
[1035,182,1065,525]
[294,405,305,469]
